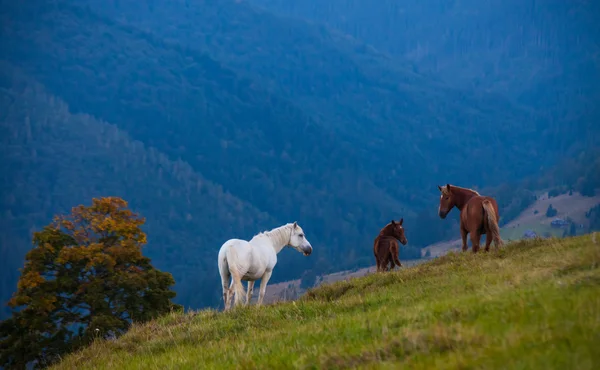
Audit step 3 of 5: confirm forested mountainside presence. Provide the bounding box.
[252,0,600,154]
[69,0,548,186]
[0,67,280,315]
[1,0,597,315]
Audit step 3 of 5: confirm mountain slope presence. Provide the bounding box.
[0,1,411,313]
[251,0,600,153]
[0,0,591,315]
[51,235,600,369]
[76,0,550,190]
[0,65,282,313]
[250,0,600,95]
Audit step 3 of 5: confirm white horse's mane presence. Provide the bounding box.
[250,223,295,247]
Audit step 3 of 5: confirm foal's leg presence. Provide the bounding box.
[470,231,481,253]
[246,281,255,305]
[257,270,273,306]
[375,254,382,272]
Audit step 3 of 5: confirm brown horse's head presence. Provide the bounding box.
[437,184,455,219]
[381,219,408,245]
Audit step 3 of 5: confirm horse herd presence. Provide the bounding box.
[217,183,504,310]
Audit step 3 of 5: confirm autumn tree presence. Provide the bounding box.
[0,197,180,369]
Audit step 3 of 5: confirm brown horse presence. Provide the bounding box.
[374,219,408,272]
[437,184,503,253]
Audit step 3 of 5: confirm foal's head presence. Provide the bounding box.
[289,222,313,256]
[381,219,408,245]
[437,184,456,219]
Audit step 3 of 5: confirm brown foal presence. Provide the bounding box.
[374,219,408,272]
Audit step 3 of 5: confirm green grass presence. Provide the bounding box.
[54,234,600,370]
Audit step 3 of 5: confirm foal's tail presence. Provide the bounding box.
[390,242,402,268]
[482,200,504,248]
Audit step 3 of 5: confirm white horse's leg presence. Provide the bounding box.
[257,270,273,306]
[246,281,255,306]
[225,280,234,310]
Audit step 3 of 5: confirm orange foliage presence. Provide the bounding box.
[0,197,178,369]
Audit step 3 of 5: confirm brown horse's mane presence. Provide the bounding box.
[441,184,480,196]
[442,185,480,210]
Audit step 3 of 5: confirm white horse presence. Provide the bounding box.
[217,222,313,310]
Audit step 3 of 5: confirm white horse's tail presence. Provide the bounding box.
[219,243,246,308]
[218,245,232,310]
[218,246,230,287]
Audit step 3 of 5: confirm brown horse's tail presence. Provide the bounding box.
[482,200,504,248]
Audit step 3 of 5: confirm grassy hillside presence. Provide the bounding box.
[53,234,600,369]
[241,191,600,303]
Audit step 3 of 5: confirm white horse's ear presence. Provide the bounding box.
[293,221,298,229]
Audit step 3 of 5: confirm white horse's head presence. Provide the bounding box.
[289,222,313,256]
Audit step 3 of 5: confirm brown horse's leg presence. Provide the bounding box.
[461,227,468,252]
[484,233,492,252]
[470,231,481,253]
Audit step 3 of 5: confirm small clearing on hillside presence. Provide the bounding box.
[505,191,600,229]
[54,235,600,370]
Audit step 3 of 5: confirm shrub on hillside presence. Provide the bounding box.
[569,223,577,237]
[300,270,318,290]
[546,204,558,217]
[586,205,600,232]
